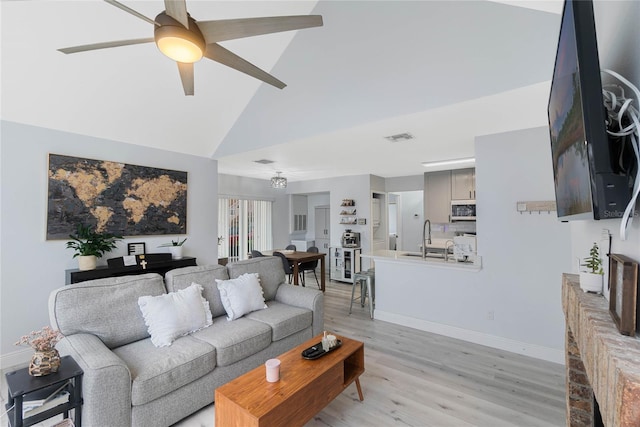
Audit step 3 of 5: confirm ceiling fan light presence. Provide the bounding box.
[156,36,203,63]
[154,13,205,63]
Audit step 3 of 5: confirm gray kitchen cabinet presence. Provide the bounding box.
[424,170,451,223]
[314,206,330,259]
[451,168,476,200]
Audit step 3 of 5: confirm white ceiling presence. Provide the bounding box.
[1,0,563,183]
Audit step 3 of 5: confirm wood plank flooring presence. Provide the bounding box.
[1,277,566,427]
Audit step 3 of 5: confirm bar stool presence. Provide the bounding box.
[350,269,375,319]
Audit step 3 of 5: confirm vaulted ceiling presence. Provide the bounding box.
[1,0,563,182]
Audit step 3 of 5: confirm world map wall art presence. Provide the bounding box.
[47,154,188,239]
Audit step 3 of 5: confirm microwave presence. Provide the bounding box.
[451,200,476,221]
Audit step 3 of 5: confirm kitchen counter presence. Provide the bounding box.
[363,250,482,272]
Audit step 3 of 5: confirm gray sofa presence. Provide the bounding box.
[48,257,324,427]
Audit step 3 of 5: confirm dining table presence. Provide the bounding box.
[264,250,326,292]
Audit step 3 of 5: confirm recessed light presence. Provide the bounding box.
[421,157,475,168]
[384,133,414,142]
[254,159,275,164]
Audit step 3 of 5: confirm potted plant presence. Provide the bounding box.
[579,242,604,293]
[66,224,122,270]
[159,238,187,260]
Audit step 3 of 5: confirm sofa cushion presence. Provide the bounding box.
[190,317,271,366]
[113,335,216,406]
[49,273,165,349]
[164,265,229,318]
[216,273,267,321]
[245,301,312,341]
[138,283,213,347]
[227,257,284,301]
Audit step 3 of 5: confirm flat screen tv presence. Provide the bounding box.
[548,0,631,220]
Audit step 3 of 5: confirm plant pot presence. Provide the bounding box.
[579,272,603,293]
[169,246,183,260]
[78,255,97,271]
[29,348,61,376]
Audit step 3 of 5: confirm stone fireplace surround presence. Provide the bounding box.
[562,274,640,426]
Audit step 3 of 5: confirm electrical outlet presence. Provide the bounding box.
[487,310,494,320]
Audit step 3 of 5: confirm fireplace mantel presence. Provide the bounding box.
[562,273,640,426]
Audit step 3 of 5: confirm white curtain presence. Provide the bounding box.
[218,198,272,262]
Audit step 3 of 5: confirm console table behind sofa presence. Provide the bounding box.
[65,257,197,284]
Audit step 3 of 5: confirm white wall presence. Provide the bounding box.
[1,121,219,363]
[570,1,640,264]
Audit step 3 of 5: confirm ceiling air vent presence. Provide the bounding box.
[253,159,275,164]
[384,132,414,142]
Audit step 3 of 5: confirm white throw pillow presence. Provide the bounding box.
[138,283,213,347]
[216,273,267,321]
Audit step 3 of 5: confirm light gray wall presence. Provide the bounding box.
[385,175,424,192]
[474,126,572,350]
[1,121,219,360]
[570,1,640,264]
[393,191,424,252]
[288,175,373,268]
[217,174,290,250]
[375,126,572,360]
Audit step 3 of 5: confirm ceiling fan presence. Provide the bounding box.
[58,0,323,95]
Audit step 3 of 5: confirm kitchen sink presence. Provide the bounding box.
[401,252,445,259]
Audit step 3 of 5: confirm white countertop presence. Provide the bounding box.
[362,250,482,272]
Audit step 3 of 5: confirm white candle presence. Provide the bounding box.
[265,358,281,382]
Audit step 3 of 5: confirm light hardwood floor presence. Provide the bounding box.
[2,277,566,427]
[176,278,566,427]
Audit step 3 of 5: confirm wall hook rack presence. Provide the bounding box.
[516,201,557,214]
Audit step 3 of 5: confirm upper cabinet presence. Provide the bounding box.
[424,170,452,223]
[291,194,308,232]
[451,168,476,200]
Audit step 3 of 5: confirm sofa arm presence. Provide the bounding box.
[275,284,324,336]
[57,333,132,427]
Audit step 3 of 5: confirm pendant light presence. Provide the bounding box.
[270,172,287,189]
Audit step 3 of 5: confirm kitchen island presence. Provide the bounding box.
[360,250,495,353]
[365,249,481,272]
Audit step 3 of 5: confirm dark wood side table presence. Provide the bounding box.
[5,355,83,427]
[65,256,197,284]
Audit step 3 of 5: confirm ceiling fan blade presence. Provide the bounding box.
[104,0,158,26]
[177,62,195,96]
[197,15,323,43]
[58,38,154,54]
[164,0,190,29]
[204,43,286,89]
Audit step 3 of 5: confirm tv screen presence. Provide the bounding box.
[548,0,631,220]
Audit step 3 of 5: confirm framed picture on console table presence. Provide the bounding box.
[608,253,639,336]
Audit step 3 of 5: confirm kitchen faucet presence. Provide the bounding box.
[422,219,431,259]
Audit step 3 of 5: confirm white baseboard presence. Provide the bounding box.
[0,348,32,371]
[375,310,565,365]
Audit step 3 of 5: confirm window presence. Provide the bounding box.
[218,198,273,262]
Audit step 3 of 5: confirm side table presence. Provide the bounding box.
[5,355,83,427]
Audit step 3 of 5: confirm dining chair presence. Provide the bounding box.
[299,246,320,289]
[273,251,295,284]
[285,244,296,251]
[250,250,264,258]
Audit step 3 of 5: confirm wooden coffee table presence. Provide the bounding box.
[215,334,365,427]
